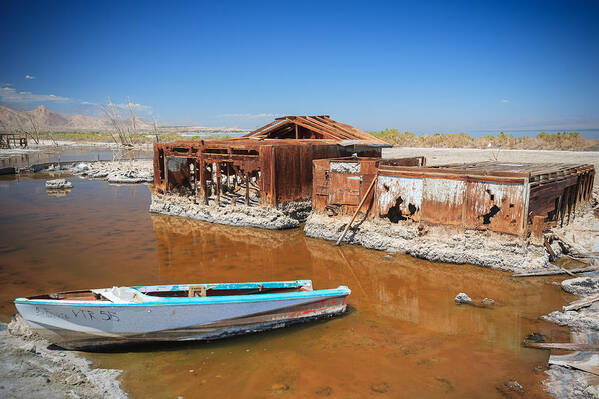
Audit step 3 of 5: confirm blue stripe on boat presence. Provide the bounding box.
[14,286,350,307]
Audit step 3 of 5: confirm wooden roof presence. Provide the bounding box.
[239,115,390,147]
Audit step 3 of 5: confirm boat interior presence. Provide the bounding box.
[24,281,313,301]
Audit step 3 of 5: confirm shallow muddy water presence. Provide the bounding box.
[0,174,574,398]
[0,147,151,169]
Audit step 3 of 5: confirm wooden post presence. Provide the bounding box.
[198,160,208,205]
[245,172,250,206]
[336,176,378,246]
[163,155,169,193]
[192,160,197,200]
[531,215,545,243]
[295,124,299,139]
[215,162,221,206]
[226,162,230,191]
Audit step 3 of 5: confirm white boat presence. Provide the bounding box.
[14,280,350,349]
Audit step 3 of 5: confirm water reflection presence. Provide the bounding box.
[151,214,567,352]
[146,214,572,398]
[0,148,151,169]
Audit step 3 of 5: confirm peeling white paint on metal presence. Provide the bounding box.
[423,178,465,205]
[330,161,360,174]
[377,175,423,213]
[469,181,525,215]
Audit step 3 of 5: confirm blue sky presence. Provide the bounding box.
[1,0,598,134]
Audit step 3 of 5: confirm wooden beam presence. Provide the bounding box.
[245,172,250,206]
[524,342,599,351]
[564,295,599,311]
[512,266,598,277]
[336,176,378,246]
[163,155,169,192]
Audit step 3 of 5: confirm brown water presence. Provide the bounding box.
[0,174,573,398]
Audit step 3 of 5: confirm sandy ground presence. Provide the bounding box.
[0,315,126,399]
[383,147,599,170]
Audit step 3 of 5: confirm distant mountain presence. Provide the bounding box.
[0,104,153,132]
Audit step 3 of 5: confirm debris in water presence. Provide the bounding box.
[370,382,390,393]
[454,293,472,305]
[481,297,495,306]
[45,179,72,189]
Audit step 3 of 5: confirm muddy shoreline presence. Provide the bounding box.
[0,315,126,399]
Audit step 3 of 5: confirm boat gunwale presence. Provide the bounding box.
[14,287,351,307]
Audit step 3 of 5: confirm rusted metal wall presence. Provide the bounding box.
[312,157,425,216]
[463,180,527,234]
[314,160,595,237]
[374,169,530,235]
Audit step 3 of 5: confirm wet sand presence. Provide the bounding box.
[0,174,574,398]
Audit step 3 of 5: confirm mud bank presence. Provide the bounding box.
[0,315,126,399]
[73,160,153,183]
[304,213,552,272]
[540,274,599,398]
[305,185,598,272]
[16,159,154,184]
[150,193,311,230]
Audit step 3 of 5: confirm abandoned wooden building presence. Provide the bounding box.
[153,116,390,207]
[313,158,595,237]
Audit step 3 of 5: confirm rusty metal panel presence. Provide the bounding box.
[259,145,274,206]
[166,157,193,191]
[463,181,526,235]
[420,178,466,225]
[274,146,302,203]
[313,194,328,212]
[329,173,361,205]
[376,175,423,219]
[313,160,330,197]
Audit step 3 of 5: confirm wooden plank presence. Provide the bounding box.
[544,236,557,260]
[564,295,599,311]
[512,266,598,277]
[549,353,599,376]
[336,176,378,246]
[532,215,545,242]
[524,342,599,351]
[163,155,169,193]
[245,172,250,206]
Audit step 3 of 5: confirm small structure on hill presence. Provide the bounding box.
[153,116,390,208]
[0,133,28,149]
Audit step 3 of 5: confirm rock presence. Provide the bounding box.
[315,386,333,396]
[497,380,525,397]
[481,297,495,305]
[454,293,472,305]
[525,332,546,343]
[271,383,290,391]
[45,179,72,189]
[506,380,524,393]
[370,382,390,393]
[562,277,599,297]
[65,373,87,386]
[8,314,35,338]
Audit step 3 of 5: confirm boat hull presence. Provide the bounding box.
[15,292,348,349]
